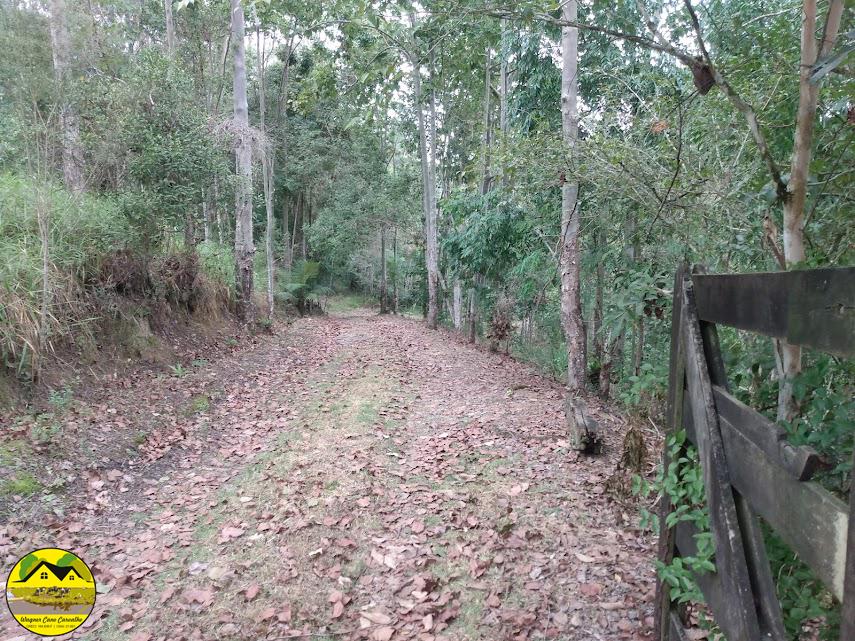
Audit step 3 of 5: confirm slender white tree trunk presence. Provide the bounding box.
[163,0,176,55]
[380,225,388,313]
[776,0,844,422]
[257,25,275,319]
[48,0,85,195]
[559,0,587,393]
[452,279,462,329]
[231,0,254,322]
[410,45,439,329]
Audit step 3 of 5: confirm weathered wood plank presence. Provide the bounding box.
[713,387,821,481]
[684,396,850,600]
[691,267,855,357]
[680,281,761,640]
[840,449,855,641]
[668,610,690,641]
[692,297,787,641]
[674,521,741,637]
[655,266,688,641]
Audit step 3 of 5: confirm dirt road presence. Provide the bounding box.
[1,310,656,641]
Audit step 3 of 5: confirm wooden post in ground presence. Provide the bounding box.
[841,447,855,641]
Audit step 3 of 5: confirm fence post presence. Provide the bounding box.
[841,448,855,641]
[654,265,687,641]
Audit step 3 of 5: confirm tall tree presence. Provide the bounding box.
[257,23,276,319]
[559,0,586,393]
[231,0,254,322]
[776,0,845,421]
[48,0,85,194]
[409,28,439,330]
[163,0,176,55]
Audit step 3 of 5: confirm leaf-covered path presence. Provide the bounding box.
[1,311,656,641]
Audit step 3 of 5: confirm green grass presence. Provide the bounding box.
[326,293,373,314]
[0,473,41,497]
[186,394,210,415]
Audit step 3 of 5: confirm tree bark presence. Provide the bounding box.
[257,24,275,319]
[481,47,492,195]
[410,37,439,330]
[467,283,477,344]
[231,0,254,323]
[48,0,85,195]
[559,0,587,393]
[452,279,463,330]
[379,225,387,313]
[202,186,212,242]
[281,197,292,270]
[776,0,844,422]
[163,0,176,55]
[392,226,399,313]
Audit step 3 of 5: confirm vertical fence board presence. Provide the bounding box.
[841,447,855,641]
[654,266,688,641]
[680,281,760,640]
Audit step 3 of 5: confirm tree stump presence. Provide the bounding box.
[565,396,602,454]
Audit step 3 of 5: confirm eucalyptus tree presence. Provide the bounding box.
[48,0,85,194]
[231,0,254,322]
[559,0,586,393]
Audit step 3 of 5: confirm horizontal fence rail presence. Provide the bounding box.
[655,265,855,641]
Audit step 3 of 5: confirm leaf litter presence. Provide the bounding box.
[0,310,656,640]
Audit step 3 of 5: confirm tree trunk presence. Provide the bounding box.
[776,0,844,422]
[410,40,439,330]
[633,317,645,377]
[231,0,254,323]
[301,194,308,259]
[452,279,462,330]
[257,24,275,319]
[48,0,85,195]
[481,47,492,195]
[392,226,399,313]
[163,0,176,55]
[379,225,387,313]
[202,186,212,242]
[499,19,510,188]
[467,283,477,344]
[214,173,225,244]
[184,209,196,249]
[559,0,587,394]
[281,197,293,270]
[593,236,605,369]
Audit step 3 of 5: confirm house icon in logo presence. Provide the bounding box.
[11,560,94,588]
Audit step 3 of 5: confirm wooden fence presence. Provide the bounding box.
[654,265,855,641]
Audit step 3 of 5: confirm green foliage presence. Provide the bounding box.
[0,173,127,373]
[765,527,839,640]
[278,260,331,313]
[47,386,73,411]
[110,50,228,248]
[636,430,715,605]
[169,363,188,378]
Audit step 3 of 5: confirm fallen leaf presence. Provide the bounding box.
[372,626,395,641]
[244,583,260,601]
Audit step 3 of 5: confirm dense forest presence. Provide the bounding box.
[0,0,852,639]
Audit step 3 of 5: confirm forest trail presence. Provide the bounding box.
[1,310,656,641]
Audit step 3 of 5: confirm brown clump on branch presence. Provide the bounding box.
[691,59,716,94]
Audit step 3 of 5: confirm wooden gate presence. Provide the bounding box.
[654,265,855,641]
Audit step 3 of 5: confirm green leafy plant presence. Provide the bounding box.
[169,363,187,378]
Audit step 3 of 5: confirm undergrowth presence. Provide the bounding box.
[0,172,236,382]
